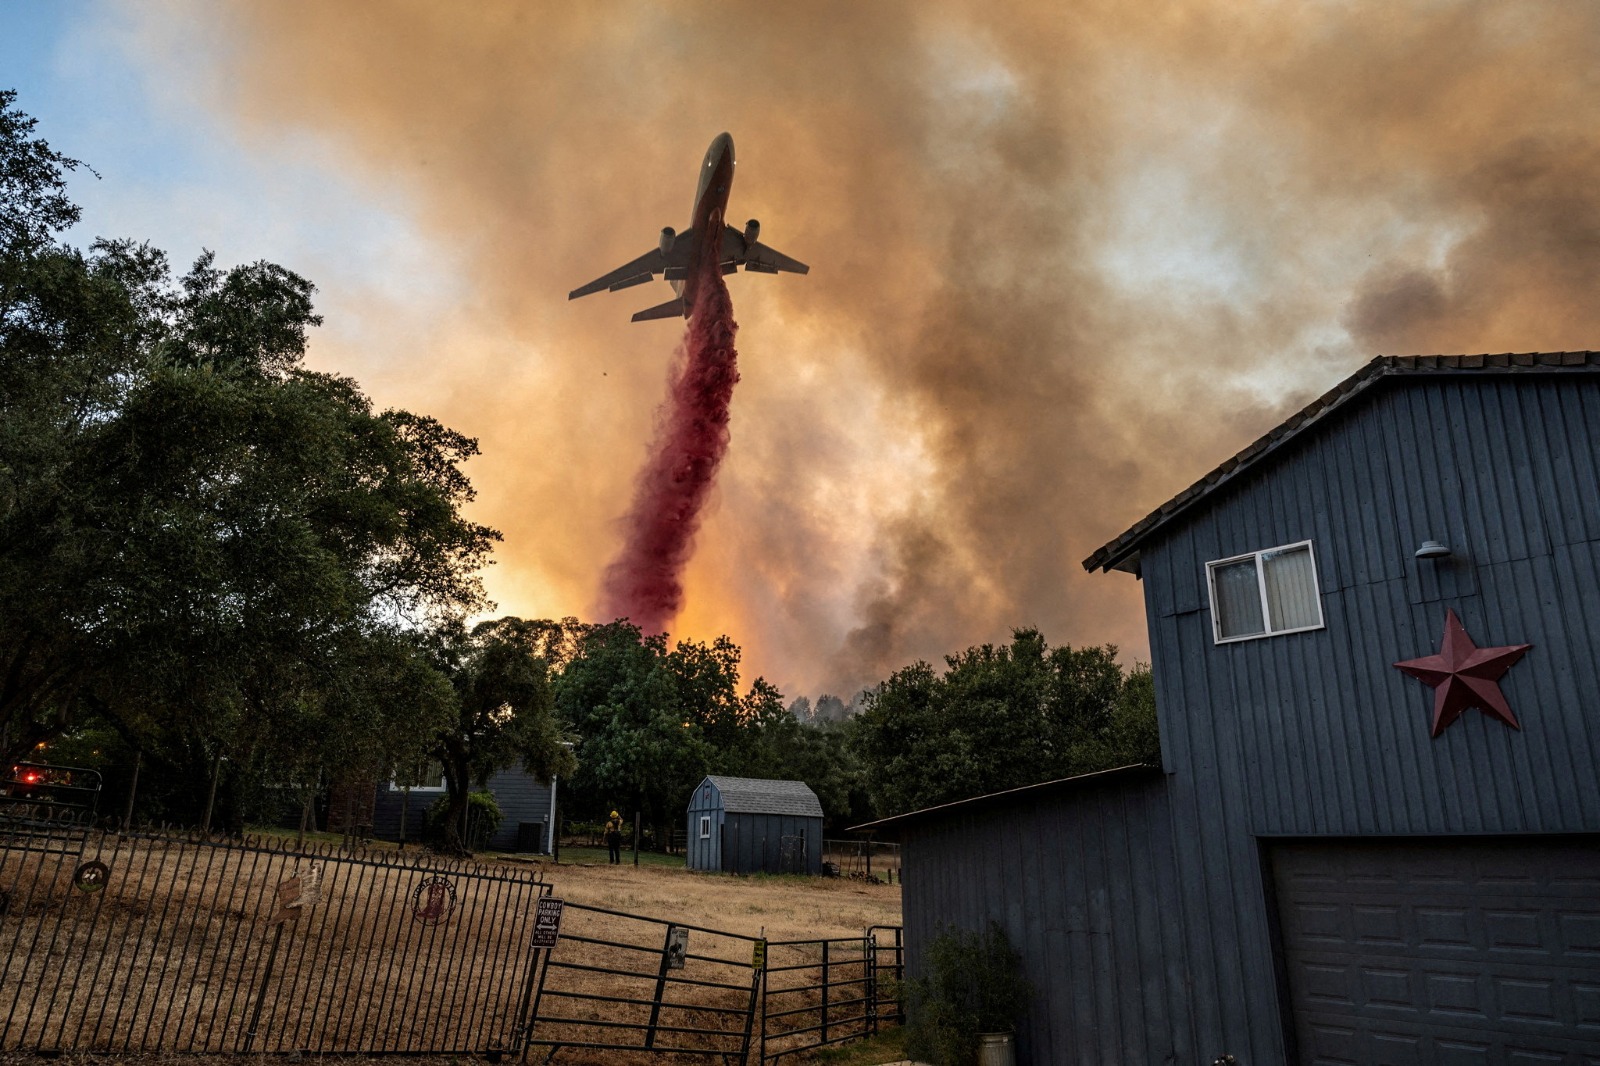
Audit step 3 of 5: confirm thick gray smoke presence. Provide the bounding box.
[149,1,1600,696]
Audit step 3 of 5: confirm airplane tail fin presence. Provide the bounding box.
[631,297,687,323]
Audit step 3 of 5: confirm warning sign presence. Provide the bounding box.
[531,897,564,948]
[751,939,766,971]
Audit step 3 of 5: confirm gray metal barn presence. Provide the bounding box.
[863,353,1600,1064]
[686,775,823,875]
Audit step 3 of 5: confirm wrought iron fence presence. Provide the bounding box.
[0,822,550,1055]
[0,813,904,1062]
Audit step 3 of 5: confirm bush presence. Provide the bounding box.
[905,923,1032,1066]
[425,790,503,849]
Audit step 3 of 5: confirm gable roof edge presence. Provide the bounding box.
[1082,351,1600,575]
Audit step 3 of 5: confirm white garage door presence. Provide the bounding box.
[1270,837,1600,1065]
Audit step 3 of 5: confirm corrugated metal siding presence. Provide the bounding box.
[901,776,1193,1064]
[1135,375,1600,1061]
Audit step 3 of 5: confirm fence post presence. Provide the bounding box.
[865,929,877,1036]
[739,932,764,1066]
[509,944,544,1054]
[821,939,830,1046]
[240,922,285,1052]
[643,923,675,1050]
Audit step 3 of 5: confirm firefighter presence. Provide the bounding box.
[605,810,624,864]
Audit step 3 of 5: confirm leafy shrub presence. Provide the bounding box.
[425,790,503,849]
[905,923,1031,1066]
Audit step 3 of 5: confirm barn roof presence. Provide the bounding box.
[848,763,1161,832]
[703,776,823,818]
[1082,351,1600,577]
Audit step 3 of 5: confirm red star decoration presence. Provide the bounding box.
[1394,609,1532,738]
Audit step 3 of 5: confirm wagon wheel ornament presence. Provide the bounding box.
[72,860,110,893]
[411,876,456,926]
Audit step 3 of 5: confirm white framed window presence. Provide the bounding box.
[390,760,448,792]
[1206,540,1325,643]
[699,815,711,840]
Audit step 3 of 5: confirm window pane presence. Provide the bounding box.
[1262,545,1320,631]
[1212,559,1266,639]
[398,761,447,789]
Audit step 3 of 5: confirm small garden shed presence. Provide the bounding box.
[686,775,823,875]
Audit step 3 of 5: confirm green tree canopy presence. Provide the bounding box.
[552,622,719,831]
[0,93,495,823]
[851,628,1158,817]
[424,616,579,852]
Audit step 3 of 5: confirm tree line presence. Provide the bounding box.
[1,91,1156,849]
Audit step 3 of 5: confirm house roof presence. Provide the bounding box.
[848,764,1161,833]
[1082,351,1600,576]
[702,776,823,818]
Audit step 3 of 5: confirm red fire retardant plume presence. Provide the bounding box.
[598,260,740,634]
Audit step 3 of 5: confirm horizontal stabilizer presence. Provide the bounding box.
[631,296,687,323]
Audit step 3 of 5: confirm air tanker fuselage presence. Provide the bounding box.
[674,132,736,310]
[568,133,807,322]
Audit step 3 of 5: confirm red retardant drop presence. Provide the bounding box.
[598,257,740,634]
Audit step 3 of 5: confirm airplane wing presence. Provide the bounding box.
[569,232,696,300]
[568,249,663,300]
[721,225,809,275]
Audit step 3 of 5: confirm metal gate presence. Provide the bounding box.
[0,824,550,1054]
[760,928,899,1063]
[526,899,763,1063]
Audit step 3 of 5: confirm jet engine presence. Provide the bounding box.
[659,227,676,254]
[743,219,760,247]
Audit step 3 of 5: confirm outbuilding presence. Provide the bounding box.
[865,353,1600,1065]
[686,775,823,875]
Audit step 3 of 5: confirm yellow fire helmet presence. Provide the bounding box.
[610,811,620,819]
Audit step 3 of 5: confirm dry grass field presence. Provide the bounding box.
[0,831,902,1064]
[529,853,903,942]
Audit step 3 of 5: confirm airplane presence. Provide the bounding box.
[568,133,809,322]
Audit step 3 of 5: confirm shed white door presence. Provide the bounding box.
[1269,837,1600,1065]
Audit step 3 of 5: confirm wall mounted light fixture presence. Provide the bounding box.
[1414,540,1452,559]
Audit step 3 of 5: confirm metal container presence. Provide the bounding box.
[978,1031,1016,1066]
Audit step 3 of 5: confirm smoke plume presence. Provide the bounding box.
[126,2,1600,698]
[599,259,740,634]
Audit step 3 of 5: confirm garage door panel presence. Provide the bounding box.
[1271,838,1600,1065]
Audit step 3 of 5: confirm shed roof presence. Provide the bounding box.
[848,764,1161,833]
[1082,351,1600,576]
[701,776,823,818]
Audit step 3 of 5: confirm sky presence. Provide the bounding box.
[5,1,1599,702]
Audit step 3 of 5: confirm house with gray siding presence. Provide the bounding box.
[373,766,554,852]
[862,353,1600,1064]
[687,775,823,875]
